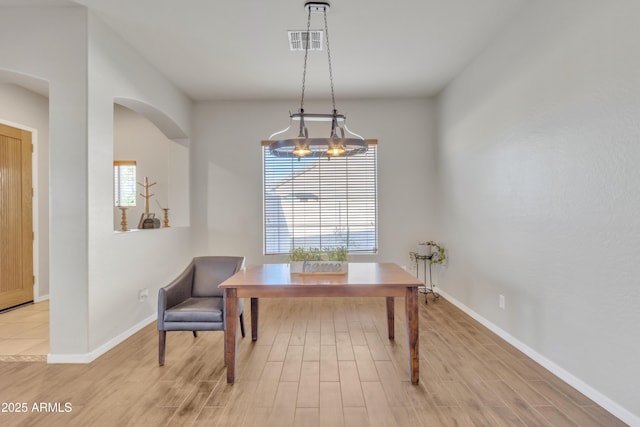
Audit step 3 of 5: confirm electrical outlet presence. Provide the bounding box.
[499,294,505,310]
[138,288,149,302]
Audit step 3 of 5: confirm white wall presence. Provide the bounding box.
[438,0,640,423]
[0,84,49,300]
[0,6,90,355]
[168,140,190,227]
[86,13,193,353]
[0,6,195,359]
[192,98,437,266]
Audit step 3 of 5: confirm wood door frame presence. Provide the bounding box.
[0,119,40,304]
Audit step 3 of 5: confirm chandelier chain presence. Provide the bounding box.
[267,2,369,159]
[300,7,312,112]
[323,9,336,111]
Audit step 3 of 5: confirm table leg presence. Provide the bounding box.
[405,287,419,384]
[251,297,259,341]
[386,297,394,340]
[225,288,238,384]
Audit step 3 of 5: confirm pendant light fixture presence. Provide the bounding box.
[264,2,372,159]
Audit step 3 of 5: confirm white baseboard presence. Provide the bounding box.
[47,314,156,364]
[34,294,49,303]
[437,288,638,427]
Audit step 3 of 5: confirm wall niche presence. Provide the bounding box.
[113,103,189,230]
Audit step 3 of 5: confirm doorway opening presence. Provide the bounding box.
[0,75,50,360]
[0,123,34,312]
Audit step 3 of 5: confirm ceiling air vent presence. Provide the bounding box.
[288,30,323,51]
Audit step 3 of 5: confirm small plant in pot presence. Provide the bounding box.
[289,247,348,274]
[410,241,446,265]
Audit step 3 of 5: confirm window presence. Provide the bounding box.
[114,160,137,207]
[263,143,377,254]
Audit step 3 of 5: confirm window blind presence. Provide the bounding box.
[114,160,137,207]
[263,144,377,255]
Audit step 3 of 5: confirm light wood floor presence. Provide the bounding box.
[0,297,627,426]
[0,300,48,361]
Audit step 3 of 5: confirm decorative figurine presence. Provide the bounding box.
[118,206,128,231]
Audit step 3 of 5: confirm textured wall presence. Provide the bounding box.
[438,0,640,421]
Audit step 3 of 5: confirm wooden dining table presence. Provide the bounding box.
[219,262,423,384]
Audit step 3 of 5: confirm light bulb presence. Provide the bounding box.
[327,145,345,156]
[293,145,312,157]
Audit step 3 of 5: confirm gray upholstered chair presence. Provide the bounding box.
[157,256,246,366]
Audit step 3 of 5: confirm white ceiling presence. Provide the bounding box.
[1,0,528,101]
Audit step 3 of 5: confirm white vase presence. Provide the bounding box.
[416,243,432,257]
[290,261,304,274]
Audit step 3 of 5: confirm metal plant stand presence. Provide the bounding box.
[410,252,440,304]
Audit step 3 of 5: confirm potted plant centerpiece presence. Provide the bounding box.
[289,247,348,275]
